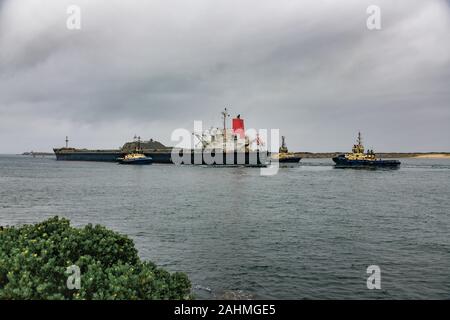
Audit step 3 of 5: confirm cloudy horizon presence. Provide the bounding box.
[1,0,449,153]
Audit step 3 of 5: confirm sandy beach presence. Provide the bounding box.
[414,154,450,159]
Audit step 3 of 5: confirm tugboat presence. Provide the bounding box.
[117,136,153,165]
[333,132,400,168]
[272,136,302,163]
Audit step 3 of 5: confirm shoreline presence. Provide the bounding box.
[296,152,450,159]
[412,154,450,159]
[9,152,450,160]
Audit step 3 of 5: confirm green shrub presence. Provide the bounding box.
[0,217,192,300]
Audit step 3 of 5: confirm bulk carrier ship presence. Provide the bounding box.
[54,109,269,166]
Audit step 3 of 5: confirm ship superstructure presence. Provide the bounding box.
[187,108,267,166]
[193,108,263,153]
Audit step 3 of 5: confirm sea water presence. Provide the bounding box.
[0,155,449,299]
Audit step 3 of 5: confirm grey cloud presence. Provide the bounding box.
[0,0,449,153]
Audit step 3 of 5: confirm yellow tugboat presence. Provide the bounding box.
[333,132,400,168]
[272,136,302,163]
[117,136,153,165]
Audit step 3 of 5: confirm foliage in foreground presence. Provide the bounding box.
[0,217,191,300]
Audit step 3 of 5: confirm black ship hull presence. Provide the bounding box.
[160,149,268,166]
[332,155,401,168]
[278,157,302,163]
[117,158,153,165]
[54,148,268,166]
[54,149,172,163]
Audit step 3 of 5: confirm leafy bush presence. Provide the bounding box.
[0,217,192,300]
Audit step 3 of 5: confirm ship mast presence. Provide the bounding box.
[132,135,142,152]
[65,136,69,148]
[221,108,230,150]
[280,136,288,153]
[354,131,364,153]
[136,136,142,152]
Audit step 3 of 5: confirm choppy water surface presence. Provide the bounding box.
[0,155,449,299]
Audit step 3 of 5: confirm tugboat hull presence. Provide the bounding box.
[117,157,153,165]
[333,155,400,168]
[278,156,302,163]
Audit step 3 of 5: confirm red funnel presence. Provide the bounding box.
[232,117,245,138]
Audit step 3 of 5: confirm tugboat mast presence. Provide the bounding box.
[280,136,288,153]
[132,135,142,152]
[357,131,362,146]
[351,131,365,154]
[136,136,142,152]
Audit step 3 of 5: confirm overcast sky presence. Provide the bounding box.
[0,0,449,153]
